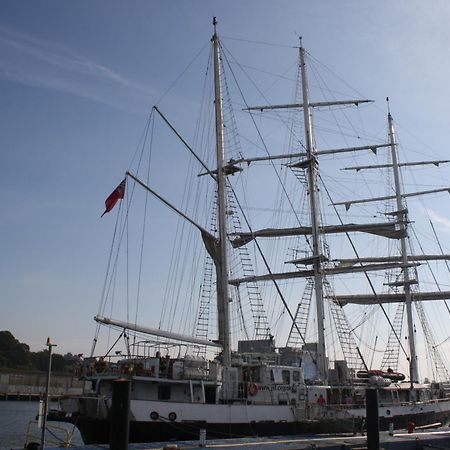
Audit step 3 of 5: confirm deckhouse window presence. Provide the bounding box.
[282,370,290,384]
[245,366,260,383]
[158,385,171,400]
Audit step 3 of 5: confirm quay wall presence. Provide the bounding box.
[0,368,83,400]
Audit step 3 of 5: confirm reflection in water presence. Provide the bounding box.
[0,401,83,450]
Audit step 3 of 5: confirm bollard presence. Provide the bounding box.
[110,378,131,450]
[199,428,206,447]
[365,388,380,450]
[388,422,394,436]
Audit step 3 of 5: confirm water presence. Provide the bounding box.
[0,401,83,449]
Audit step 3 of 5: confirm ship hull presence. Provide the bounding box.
[55,398,450,444]
[76,417,305,445]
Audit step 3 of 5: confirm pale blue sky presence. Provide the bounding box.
[1,0,450,364]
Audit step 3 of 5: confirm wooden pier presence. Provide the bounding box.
[0,392,43,401]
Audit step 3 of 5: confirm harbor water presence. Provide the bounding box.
[1,400,449,450]
[0,401,83,450]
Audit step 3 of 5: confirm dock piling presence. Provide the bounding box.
[110,378,131,450]
[365,388,380,450]
[199,428,206,447]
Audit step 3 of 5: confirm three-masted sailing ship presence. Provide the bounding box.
[51,20,450,444]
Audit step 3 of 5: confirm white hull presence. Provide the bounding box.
[56,393,450,444]
[132,398,298,422]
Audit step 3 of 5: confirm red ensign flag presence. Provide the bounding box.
[101,178,126,217]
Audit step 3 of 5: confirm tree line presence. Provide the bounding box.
[0,331,81,373]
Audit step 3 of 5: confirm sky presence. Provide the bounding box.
[1,0,450,376]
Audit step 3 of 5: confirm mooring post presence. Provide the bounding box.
[199,428,206,447]
[366,388,380,450]
[110,378,131,450]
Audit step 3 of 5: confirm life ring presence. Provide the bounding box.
[248,383,258,396]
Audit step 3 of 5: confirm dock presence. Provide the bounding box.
[28,428,450,450]
[0,369,83,401]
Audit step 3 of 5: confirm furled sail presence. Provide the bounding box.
[230,222,405,249]
[229,262,419,286]
[330,291,450,306]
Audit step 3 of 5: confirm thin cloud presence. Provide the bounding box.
[0,26,155,113]
[426,208,450,233]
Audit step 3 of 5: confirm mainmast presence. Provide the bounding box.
[238,44,373,380]
[387,111,419,383]
[299,46,327,381]
[212,18,231,368]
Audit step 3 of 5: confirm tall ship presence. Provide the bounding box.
[53,20,450,444]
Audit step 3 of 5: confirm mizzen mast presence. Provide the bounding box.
[324,103,450,381]
[387,109,419,383]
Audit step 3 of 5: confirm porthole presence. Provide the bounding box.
[168,412,177,421]
[150,411,159,420]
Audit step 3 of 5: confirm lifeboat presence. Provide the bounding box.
[356,369,405,381]
[368,375,391,387]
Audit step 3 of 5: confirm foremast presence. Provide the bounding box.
[212,18,231,368]
[299,46,327,381]
[387,111,419,383]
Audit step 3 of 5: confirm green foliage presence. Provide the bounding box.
[30,350,49,371]
[0,331,30,368]
[0,331,78,373]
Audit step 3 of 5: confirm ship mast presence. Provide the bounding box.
[223,43,450,382]
[387,110,419,383]
[234,45,374,380]
[299,46,327,381]
[212,18,231,368]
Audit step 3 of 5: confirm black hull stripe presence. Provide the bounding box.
[74,410,450,444]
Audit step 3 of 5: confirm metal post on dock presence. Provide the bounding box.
[199,428,206,447]
[110,378,131,450]
[366,388,380,450]
[40,337,56,450]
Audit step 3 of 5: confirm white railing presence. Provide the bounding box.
[24,420,75,448]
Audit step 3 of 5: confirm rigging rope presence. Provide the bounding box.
[154,41,210,107]
[320,174,409,363]
[221,42,313,251]
[134,112,155,340]
[227,182,315,364]
[220,42,318,354]
[92,108,156,356]
[429,220,450,317]
[221,35,296,49]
